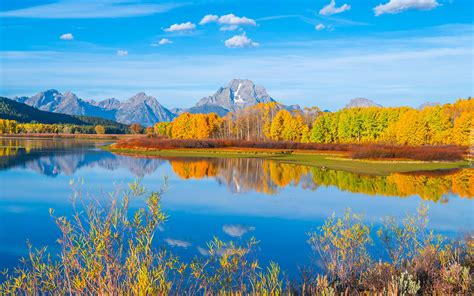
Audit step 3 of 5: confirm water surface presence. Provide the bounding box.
[0,138,472,274]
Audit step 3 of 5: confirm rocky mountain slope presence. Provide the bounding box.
[190,79,276,115]
[15,89,114,119]
[345,98,381,109]
[9,79,301,126]
[13,90,175,127]
[115,92,175,126]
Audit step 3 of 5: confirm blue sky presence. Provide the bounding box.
[0,0,472,109]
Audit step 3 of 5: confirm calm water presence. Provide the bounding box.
[0,138,473,274]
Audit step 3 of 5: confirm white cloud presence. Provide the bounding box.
[225,33,259,48]
[319,0,351,15]
[150,38,172,47]
[116,50,128,57]
[164,22,196,32]
[374,0,440,16]
[218,14,256,26]
[0,1,184,19]
[2,25,471,113]
[59,33,74,40]
[199,14,219,25]
[315,24,326,31]
[158,38,172,45]
[165,238,191,248]
[200,13,256,31]
[220,25,239,31]
[223,225,255,237]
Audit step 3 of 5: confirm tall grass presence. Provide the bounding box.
[113,137,353,151]
[112,138,467,161]
[350,144,466,161]
[1,181,472,295]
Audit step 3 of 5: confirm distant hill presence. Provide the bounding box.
[345,98,382,109]
[418,102,440,110]
[0,97,129,132]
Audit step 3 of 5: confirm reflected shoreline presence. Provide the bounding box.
[1,138,473,201]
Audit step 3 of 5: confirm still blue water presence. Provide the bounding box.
[0,138,472,275]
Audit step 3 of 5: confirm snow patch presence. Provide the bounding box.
[234,82,245,104]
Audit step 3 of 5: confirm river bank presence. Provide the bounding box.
[105,144,470,175]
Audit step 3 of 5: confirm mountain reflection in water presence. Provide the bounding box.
[0,138,164,177]
[1,138,472,202]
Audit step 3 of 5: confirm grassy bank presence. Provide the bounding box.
[0,133,141,140]
[105,144,469,175]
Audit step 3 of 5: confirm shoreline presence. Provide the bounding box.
[104,145,470,175]
[0,134,139,140]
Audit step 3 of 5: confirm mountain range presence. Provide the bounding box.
[6,79,383,127]
[7,79,296,126]
[13,90,175,127]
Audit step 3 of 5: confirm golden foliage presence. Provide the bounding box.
[170,113,221,139]
[170,160,218,179]
[94,125,105,134]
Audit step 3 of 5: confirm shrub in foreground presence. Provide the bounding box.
[0,182,472,295]
[0,181,280,295]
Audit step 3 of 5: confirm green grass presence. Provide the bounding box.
[104,146,469,175]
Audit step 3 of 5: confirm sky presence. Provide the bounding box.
[0,0,473,110]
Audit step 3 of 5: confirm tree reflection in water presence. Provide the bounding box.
[1,138,472,201]
[169,158,473,201]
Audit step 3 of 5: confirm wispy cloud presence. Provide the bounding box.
[257,13,368,28]
[223,225,255,237]
[165,238,191,248]
[220,25,239,32]
[374,0,440,16]
[199,14,219,25]
[257,14,307,22]
[319,0,351,16]
[116,49,128,56]
[151,38,173,46]
[0,0,185,19]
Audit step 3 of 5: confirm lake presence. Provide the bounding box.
[0,138,473,275]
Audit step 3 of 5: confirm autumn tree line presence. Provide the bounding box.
[1,98,472,146]
[154,98,473,146]
[0,120,141,135]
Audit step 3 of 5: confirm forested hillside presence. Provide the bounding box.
[0,97,85,124]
